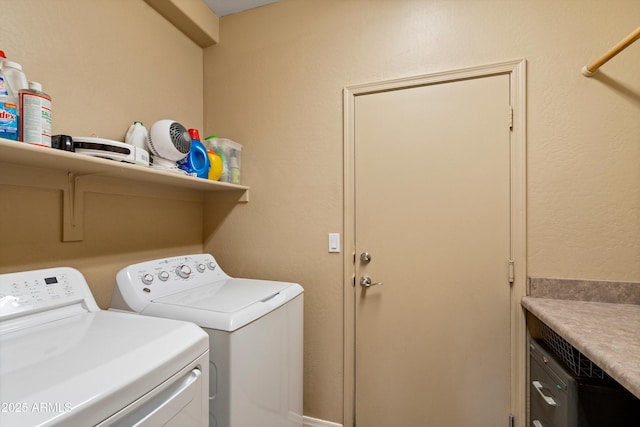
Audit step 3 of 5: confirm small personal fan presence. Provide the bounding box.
[146,120,192,170]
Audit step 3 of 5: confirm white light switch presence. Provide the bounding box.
[328,233,341,253]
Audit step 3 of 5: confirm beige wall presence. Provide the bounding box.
[203,0,640,423]
[2,0,640,425]
[1,0,206,305]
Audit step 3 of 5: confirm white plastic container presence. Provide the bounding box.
[125,121,148,151]
[19,82,52,147]
[227,140,242,184]
[2,60,28,94]
[218,138,242,184]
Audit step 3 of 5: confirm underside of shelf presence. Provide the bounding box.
[0,138,249,241]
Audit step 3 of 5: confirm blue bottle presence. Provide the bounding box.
[178,128,210,179]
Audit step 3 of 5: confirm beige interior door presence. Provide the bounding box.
[353,74,512,427]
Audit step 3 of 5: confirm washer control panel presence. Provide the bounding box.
[0,267,99,320]
[114,254,230,309]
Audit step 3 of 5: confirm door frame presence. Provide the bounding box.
[342,59,527,427]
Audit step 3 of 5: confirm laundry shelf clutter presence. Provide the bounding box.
[0,137,249,194]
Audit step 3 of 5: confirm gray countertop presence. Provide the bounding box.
[522,296,640,399]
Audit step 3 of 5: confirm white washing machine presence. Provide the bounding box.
[0,266,209,427]
[110,253,304,427]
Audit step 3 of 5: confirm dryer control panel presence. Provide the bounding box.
[0,267,100,322]
[112,253,230,313]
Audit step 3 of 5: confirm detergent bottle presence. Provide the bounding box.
[204,135,228,182]
[0,67,18,140]
[19,81,52,147]
[207,148,223,181]
[178,128,210,179]
[0,57,28,141]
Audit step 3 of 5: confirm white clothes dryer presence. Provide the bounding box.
[0,266,209,427]
[110,253,304,427]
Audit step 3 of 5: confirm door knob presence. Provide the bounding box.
[360,276,383,288]
[360,252,372,263]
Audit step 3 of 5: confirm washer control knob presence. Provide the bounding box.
[142,274,154,285]
[158,271,170,281]
[176,265,191,279]
[207,262,216,270]
[196,263,206,273]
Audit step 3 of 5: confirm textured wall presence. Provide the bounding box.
[2,0,639,424]
[2,0,203,139]
[203,0,640,423]
[1,0,206,305]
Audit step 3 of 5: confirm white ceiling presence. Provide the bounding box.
[203,0,279,17]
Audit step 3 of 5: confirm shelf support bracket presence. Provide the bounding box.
[62,172,84,242]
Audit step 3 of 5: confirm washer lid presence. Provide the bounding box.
[146,278,303,331]
[152,278,292,312]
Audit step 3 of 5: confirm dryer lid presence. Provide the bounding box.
[0,310,207,427]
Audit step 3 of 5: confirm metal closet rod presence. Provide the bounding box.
[582,26,640,77]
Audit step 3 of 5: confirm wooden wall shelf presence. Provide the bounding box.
[0,138,249,241]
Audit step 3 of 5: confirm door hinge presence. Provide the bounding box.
[508,260,515,285]
[352,274,356,287]
[508,106,514,130]
[509,413,515,427]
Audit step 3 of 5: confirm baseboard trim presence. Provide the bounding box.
[303,415,343,427]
